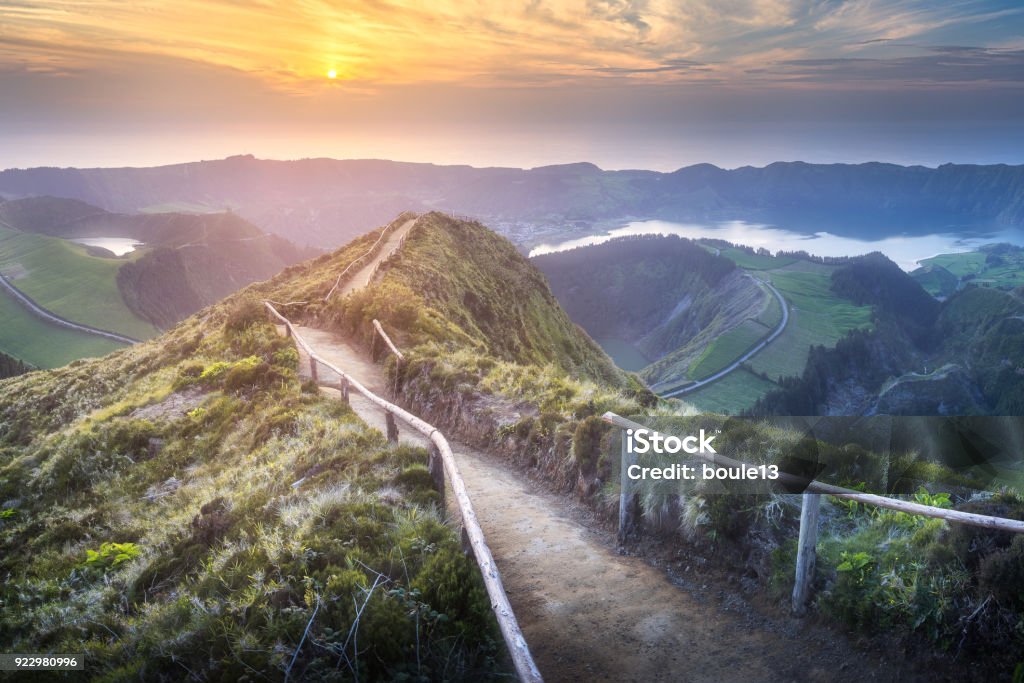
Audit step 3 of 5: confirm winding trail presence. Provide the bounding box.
[280,219,921,682]
[0,273,138,345]
[659,275,788,398]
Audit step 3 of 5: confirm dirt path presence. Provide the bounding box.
[292,325,923,683]
[336,217,417,298]
[277,222,928,681]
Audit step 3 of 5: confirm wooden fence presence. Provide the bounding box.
[323,214,412,301]
[601,412,1024,614]
[264,302,543,683]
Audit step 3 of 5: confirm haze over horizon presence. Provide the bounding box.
[3,1,1024,170]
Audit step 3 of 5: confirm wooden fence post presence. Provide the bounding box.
[792,493,821,615]
[309,356,318,382]
[385,411,398,443]
[618,431,636,544]
[285,325,292,338]
[429,443,445,507]
[340,378,350,404]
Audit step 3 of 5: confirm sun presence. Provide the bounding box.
[327,69,337,79]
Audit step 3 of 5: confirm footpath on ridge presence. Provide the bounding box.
[282,217,925,682]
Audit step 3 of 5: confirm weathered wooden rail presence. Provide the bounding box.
[601,412,1024,614]
[265,302,543,683]
[323,214,412,302]
[372,319,404,362]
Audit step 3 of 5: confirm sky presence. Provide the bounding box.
[2,0,1024,170]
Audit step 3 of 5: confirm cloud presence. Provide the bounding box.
[764,46,1024,84]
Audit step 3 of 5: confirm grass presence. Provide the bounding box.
[919,252,988,278]
[0,296,504,680]
[678,366,778,414]
[139,201,221,214]
[688,318,771,380]
[746,269,872,381]
[0,226,158,339]
[918,250,1024,291]
[0,286,125,368]
[717,246,797,270]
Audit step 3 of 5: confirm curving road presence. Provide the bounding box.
[660,275,788,398]
[0,273,138,345]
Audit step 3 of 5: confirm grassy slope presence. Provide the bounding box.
[747,269,873,382]
[336,213,626,388]
[671,251,872,409]
[0,226,159,339]
[0,230,507,680]
[681,367,778,413]
[919,249,1024,290]
[717,246,797,270]
[688,318,770,380]
[0,287,125,368]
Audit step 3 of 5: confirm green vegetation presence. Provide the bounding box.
[0,226,158,339]
[678,367,778,414]
[747,270,873,383]
[911,264,960,298]
[716,245,797,270]
[794,490,1024,667]
[915,244,1024,296]
[533,234,737,359]
[0,287,124,368]
[0,349,33,379]
[688,319,769,380]
[333,212,625,387]
[0,292,504,680]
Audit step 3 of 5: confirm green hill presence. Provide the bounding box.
[0,225,158,340]
[282,212,627,389]
[0,212,645,679]
[0,197,312,365]
[0,284,126,368]
[532,235,767,388]
[914,244,1024,295]
[0,240,506,679]
[3,211,1021,680]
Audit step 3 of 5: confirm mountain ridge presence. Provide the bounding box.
[3,157,1023,248]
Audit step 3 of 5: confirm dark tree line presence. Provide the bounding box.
[0,351,33,379]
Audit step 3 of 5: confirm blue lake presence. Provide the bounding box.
[71,237,144,256]
[529,220,1024,271]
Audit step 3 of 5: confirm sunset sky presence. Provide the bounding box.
[3,0,1024,170]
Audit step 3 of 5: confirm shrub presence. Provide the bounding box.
[979,535,1024,610]
[223,297,265,333]
[79,542,142,574]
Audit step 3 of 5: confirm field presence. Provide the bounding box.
[0,227,158,340]
[139,201,220,214]
[746,269,872,382]
[0,288,125,368]
[679,367,778,414]
[918,251,988,278]
[688,318,771,380]
[917,249,1024,291]
[715,245,797,270]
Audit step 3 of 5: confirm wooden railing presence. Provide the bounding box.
[372,320,404,362]
[264,302,543,683]
[601,412,1024,613]
[323,214,412,302]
